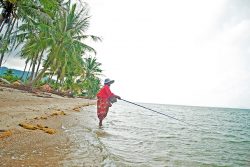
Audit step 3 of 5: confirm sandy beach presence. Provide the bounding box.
[0,86,97,166]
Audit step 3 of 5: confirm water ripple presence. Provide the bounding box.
[61,103,250,167]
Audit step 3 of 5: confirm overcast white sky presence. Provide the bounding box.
[5,0,250,109]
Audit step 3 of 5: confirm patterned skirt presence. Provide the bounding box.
[97,98,111,120]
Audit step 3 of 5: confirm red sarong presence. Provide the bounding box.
[97,98,111,121]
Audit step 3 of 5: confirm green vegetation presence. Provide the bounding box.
[1,69,19,82]
[0,0,103,98]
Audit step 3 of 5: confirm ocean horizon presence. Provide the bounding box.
[137,101,250,111]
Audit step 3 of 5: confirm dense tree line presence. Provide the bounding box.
[0,0,102,98]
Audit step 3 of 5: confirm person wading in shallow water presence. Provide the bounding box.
[96,78,121,127]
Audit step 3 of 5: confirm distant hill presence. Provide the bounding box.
[0,67,29,79]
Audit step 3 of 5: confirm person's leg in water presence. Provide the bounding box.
[97,98,104,127]
[99,119,103,127]
[98,108,109,127]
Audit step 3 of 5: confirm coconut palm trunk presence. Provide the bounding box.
[25,61,33,80]
[31,66,48,86]
[20,60,28,80]
[0,17,16,67]
[29,54,39,82]
[35,50,44,78]
[0,18,13,67]
[0,17,4,31]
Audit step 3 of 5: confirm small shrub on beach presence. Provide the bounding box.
[1,69,19,83]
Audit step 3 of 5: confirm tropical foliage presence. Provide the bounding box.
[0,0,59,66]
[0,69,19,82]
[0,0,103,98]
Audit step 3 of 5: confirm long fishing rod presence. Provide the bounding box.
[121,99,193,125]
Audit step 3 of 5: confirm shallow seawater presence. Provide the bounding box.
[62,102,250,167]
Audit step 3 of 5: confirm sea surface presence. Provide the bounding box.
[61,102,250,167]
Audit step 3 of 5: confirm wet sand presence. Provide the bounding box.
[0,86,97,166]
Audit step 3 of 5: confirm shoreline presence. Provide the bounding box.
[0,86,97,166]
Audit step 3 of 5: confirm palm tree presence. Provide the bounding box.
[0,0,59,67]
[76,56,102,98]
[0,0,59,30]
[1,0,103,95]
[32,1,101,86]
[81,75,101,98]
[19,32,47,82]
[82,56,102,81]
